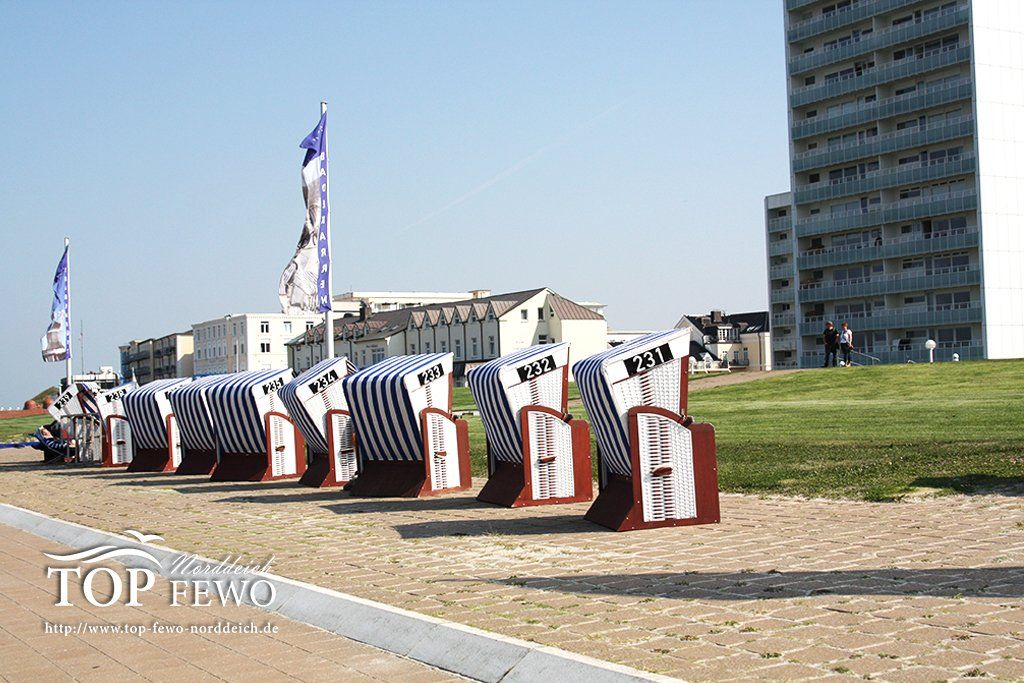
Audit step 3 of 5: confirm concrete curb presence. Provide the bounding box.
[0,503,680,683]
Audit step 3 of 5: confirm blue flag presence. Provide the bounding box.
[279,111,332,313]
[41,246,71,362]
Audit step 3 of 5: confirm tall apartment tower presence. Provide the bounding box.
[768,0,1024,368]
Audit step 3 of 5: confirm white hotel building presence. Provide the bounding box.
[192,313,320,376]
[768,0,1024,368]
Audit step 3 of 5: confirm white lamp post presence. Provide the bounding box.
[925,338,937,364]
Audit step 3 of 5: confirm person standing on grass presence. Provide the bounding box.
[821,321,840,368]
[840,322,854,367]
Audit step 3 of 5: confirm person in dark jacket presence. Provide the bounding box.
[822,321,840,368]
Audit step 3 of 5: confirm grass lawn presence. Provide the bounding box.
[454,360,1024,500]
[0,415,49,443]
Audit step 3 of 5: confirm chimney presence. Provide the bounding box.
[358,299,370,322]
[712,310,724,323]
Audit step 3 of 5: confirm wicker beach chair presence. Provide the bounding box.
[573,329,720,531]
[122,378,193,472]
[166,374,230,475]
[205,369,305,482]
[342,353,470,497]
[468,343,592,507]
[96,382,137,467]
[279,357,359,488]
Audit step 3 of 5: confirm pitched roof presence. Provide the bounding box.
[680,310,770,335]
[549,292,604,320]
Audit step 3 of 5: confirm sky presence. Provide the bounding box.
[0,0,790,406]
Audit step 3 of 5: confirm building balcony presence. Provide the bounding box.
[797,266,981,302]
[771,288,796,303]
[769,239,794,257]
[773,312,797,327]
[767,215,793,233]
[789,5,969,76]
[791,44,971,108]
[794,189,977,238]
[770,263,795,280]
[794,153,975,205]
[797,228,979,270]
[793,115,974,173]
[791,78,972,141]
[787,0,920,42]
[800,341,983,365]
[800,303,982,335]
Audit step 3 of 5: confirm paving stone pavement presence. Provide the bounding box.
[1,447,1022,682]
[0,520,461,682]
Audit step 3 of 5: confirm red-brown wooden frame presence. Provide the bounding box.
[102,415,131,468]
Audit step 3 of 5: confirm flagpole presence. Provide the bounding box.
[64,236,72,388]
[322,100,335,360]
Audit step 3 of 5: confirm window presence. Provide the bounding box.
[440,340,448,352]
[471,338,478,356]
[371,348,385,364]
[936,326,972,347]
[454,339,462,358]
[306,321,314,330]
[283,321,292,334]
[936,291,971,310]
[488,336,496,355]
[537,307,545,320]
[409,343,416,354]
[521,309,528,320]
[260,342,271,353]
[425,342,431,352]
[260,321,270,334]
[538,334,548,344]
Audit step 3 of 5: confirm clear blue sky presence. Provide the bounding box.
[0,0,790,405]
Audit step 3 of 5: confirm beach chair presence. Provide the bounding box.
[166,375,229,475]
[205,369,306,482]
[279,357,359,488]
[96,382,137,467]
[122,378,192,472]
[342,353,471,497]
[49,382,103,464]
[468,343,592,507]
[573,329,720,531]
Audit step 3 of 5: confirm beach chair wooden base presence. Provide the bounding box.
[175,448,217,475]
[299,413,358,488]
[126,448,174,473]
[211,412,306,482]
[477,413,593,507]
[101,415,132,467]
[585,419,720,532]
[348,417,471,497]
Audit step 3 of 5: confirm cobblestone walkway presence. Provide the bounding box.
[0,521,459,682]
[1,447,1022,681]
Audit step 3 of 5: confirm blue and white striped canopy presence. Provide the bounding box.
[573,330,687,476]
[205,369,295,456]
[467,343,570,463]
[167,374,229,452]
[342,353,452,462]
[279,357,357,454]
[122,378,193,451]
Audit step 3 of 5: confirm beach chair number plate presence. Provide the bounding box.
[516,355,556,382]
[624,343,674,377]
[104,387,130,403]
[307,369,340,394]
[417,363,445,386]
[261,377,285,395]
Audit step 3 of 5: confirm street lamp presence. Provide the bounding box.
[924,338,937,364]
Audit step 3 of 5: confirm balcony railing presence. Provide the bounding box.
[770,263,795,280]
[773,313,797,327]
[800,342,983,365]
[793,115,974,172]
[791,78,972,140]
[798,266,981,302]
[800,303,982,334]
[791,44,970,108]
[769,239,794,257]
[767,215,793,233]
[794,153,975,205]
[797,228,979,269]
[771,288,796,303]
[787,0,920,42]
[794,189,977,238]
[789,5,969,75]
